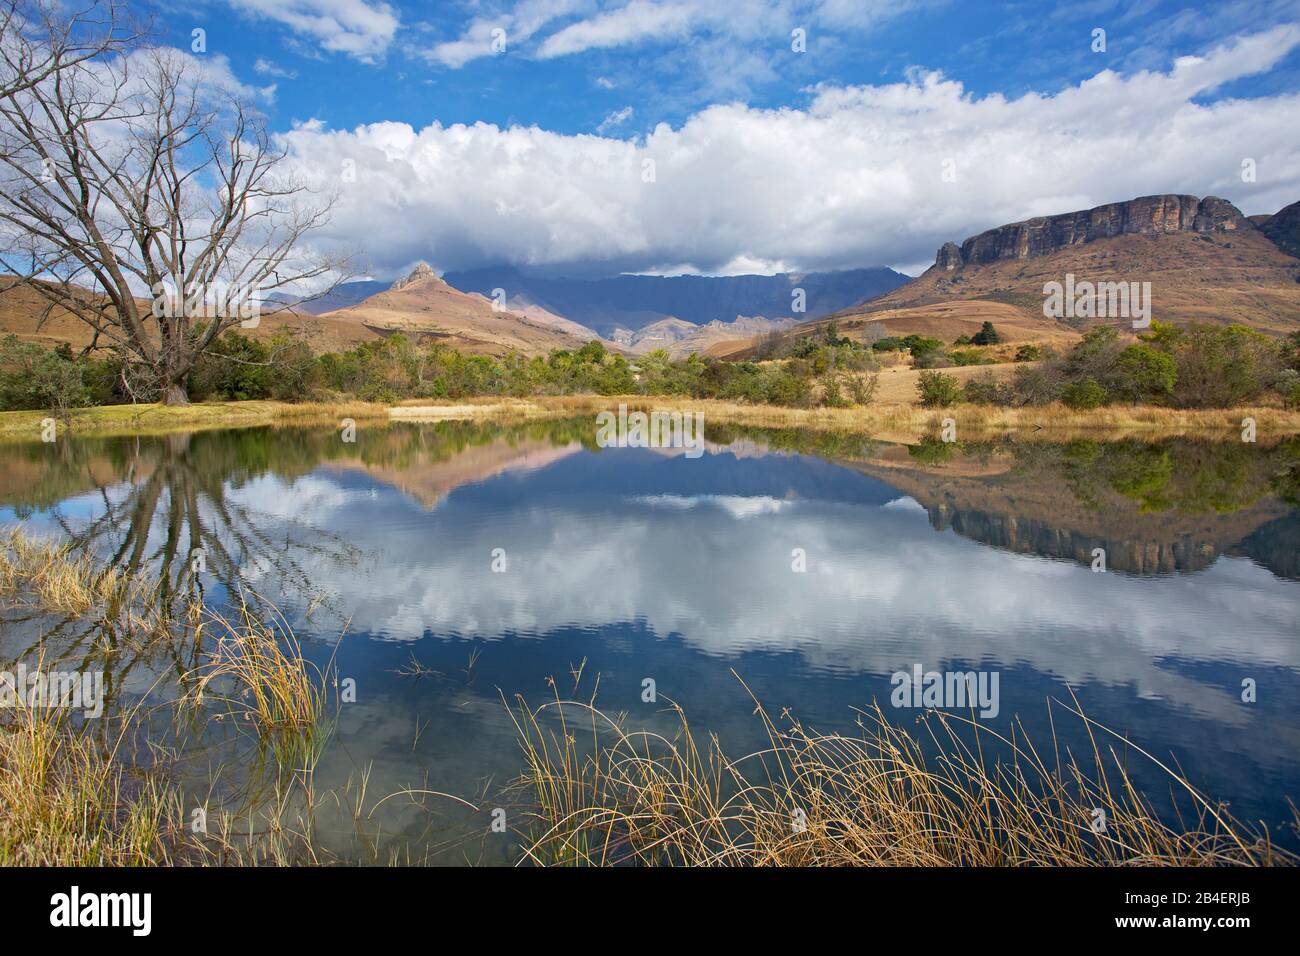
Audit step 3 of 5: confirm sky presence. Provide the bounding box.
[150,0,1300,279]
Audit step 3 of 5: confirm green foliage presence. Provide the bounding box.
[916,370,963,407]
[1014,344,1042,362]
[947,348,992,367]
[1110,344,1176,404]
[1151,323,1281,409]
[0,335,90,414]
[1061,379,1107,410]
[970,321,1001,345]
[187,332,275,401]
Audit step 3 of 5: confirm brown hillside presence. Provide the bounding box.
[322,263,601,356]
[733,194,1300,359]
[848,195,1300,335]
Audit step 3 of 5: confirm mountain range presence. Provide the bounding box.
[757,194,1300,354]
[3,193,1298,361]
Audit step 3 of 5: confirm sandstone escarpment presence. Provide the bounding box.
[1259,199,1300,259]
[935,195,1250,270]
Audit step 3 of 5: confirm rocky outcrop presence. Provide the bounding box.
[390,261,442,291]
[933,195,1251,269]
[1259,199,1300,259]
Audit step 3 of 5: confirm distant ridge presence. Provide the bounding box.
[440,266,911,337]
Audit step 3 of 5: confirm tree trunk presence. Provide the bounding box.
[160,382,191,406]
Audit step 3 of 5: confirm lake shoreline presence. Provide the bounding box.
[2,395,1298,443]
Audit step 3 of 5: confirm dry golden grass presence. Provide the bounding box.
[0,690,180,866]
[510,677,1295,867]
[0,399,389,440]
[522,394,1300,442]
[182,595,331,739]
[0,528,164,628]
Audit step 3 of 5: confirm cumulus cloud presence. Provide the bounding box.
[227,0,399,63]
[279,25,1300,278]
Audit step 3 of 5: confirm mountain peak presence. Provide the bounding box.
[391,261,442,291]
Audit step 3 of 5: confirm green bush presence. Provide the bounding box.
[916,370,963,407]
[0,335,90,413]
[948,348,991,367]
[970,321,1001,345]
[187,332,274,401]
[1061,379,1107,410]
[1014,344,1042,362]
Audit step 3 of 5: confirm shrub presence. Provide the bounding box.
[1011,363,1063,406]
[187,332,274,401]
[0,336,89,414]
[948,348,991,367]
[1014,344,1042,362]
[1061,379,1107,410]
[1111,344,1176,404]
[846,372,879,405]
[963,372,1011,406]
[1157,324,1281,409]
[970,321,1001,345]
[821,374,849,408]
[916,370,962,407]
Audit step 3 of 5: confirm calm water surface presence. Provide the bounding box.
[2,420,1298,862]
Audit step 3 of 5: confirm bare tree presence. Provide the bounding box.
[0,0,347,404]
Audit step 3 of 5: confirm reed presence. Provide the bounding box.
[509,676,1295,867]
[0,528,164,618]
[0,692,181,866]
[182,595,330,738]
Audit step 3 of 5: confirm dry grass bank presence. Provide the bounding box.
[2,392,1295,443]
[0,399,389,440]
[524,395,1300,443]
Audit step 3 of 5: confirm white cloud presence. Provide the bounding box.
[537,0,694,58]
[253,56,298,79]
[596,105,635,133]
[227,0,399,63]
[280,25,1300,277]
[426,0,588,68]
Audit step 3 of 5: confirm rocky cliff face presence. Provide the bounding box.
[935,195,1250,270]
[1259,199,1300,259]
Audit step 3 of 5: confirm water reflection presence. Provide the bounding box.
[2,420,1298,857]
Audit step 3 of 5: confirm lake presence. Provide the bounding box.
[2,418,1298,863]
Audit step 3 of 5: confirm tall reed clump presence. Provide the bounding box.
[183,595,331,742]
[1,528,132,615]
[509,676,1294,867]
[0,698,182,866]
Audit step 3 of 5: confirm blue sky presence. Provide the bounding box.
[149,1,1300,278]
[169,0,1300,137]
